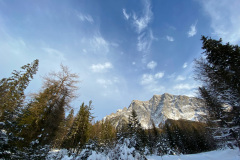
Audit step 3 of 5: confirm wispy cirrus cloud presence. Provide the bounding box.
[188,21,197,37]
[140,74,156,85]
[96,77,119,88]
[137,31,150,52]
[140,72,164,85]
[132,0,152,33]
[140,73,165,94]
[155,72,164,79]
[176,75,186,81]
[91,36,109,53]
[77,13,94,23]
[199,0,240,44]
[173,83,197,90]
[122,0,152,33]
[79,34,110,55]
[122,8,130,20]
[147,60,157,70]
[90,62,113,73]
[94,77,122,98]
[134,0,154,60]
[79,32,112,56]
[183,62,188,68]
[122,0,155,62]
[42,48,67,62]
[166,35,174,42]
[137,29,156,57]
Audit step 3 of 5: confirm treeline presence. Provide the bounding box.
[163,119,215,154]
[112,110,216,156]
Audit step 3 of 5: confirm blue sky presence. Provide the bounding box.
[0,0,240,120]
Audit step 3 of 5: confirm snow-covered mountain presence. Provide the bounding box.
[104,93,207,129]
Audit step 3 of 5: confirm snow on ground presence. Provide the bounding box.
[47,148,239,160]
[147,148,239,160]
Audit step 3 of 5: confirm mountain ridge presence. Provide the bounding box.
[104,93,207,129]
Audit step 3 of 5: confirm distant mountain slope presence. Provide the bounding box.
[104,93,207,129]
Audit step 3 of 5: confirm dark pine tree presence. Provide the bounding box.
[0,59,39,159]
[195,36,240,149]
[65,101,93,154]
[127,109,146,152]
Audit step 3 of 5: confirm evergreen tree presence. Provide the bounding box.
[0,59,39,123]
[157,132,169,156]
[147,120,160,154]
[195,36,240,149]
[88,119,117,153]
[60,109,74,149]
[65,101,93,154]
[52,109,74,148]
[127,109,146,152]
[163,119,215,154]
[164,123,173,147]
[128,109,141,137]
[116,119,128,142]
[100,119,116,148]
[0,60,39,158]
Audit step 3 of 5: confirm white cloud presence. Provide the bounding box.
[176,75,186,81]
[79,34,110,56]
[147,60,157,70]
[92,36,108,48]
[173,83,197,90]
[77,13,94,23]
[82,49,87,53]
[132,61,136,65]
[140,74,155,85]
[137,32,150,52]
[188,22,197,37]
[90,62,113,73]
[132,0,152,33]
[123,0,155,62]
[122,8,130,20]
[140,73,165,94]
[155,72,164,79]
[199,0,240,44]
[96,78,119,88]
[137,29,156,57]
[95,77,120,97]
[122,0,152,33]
[183,62,188,68]
[166,35,174,42]
[140,72,164,85]
[90,35,109,54]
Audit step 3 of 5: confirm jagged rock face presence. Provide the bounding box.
[104,93,207,129]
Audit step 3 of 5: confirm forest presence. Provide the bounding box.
[0,36,239,159]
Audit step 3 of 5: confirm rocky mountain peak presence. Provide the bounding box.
[104,93,207,129]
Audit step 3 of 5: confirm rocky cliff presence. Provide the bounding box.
[104,93,207,129]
